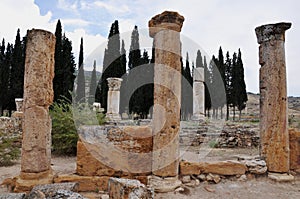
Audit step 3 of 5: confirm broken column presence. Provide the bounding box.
[148,11,184,191]
[192,66,205,120]
[15,29,55,192]
[255,22,291,173]
[106,77,122,121]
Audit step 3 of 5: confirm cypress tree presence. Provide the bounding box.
[9,29,24,113]
[0,39,8,115]
[61,34,76,101]
[53,19,64,103]
[140,49,153,118]
[184,52,193,120]
[203,56,211,117]
[128,26,141,70]
[120,40,126,75]
[76,37,85,103]
[97,20,122,111]
[4,43,13,115]
[217,46,225,118]
[88,60,97,104]
[128,25,142,115]
[225,51,233,120]
[231,52,238,120]
[196,50,204,68]
[236,49,248,119]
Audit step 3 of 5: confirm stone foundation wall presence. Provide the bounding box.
[180,122,260,148]
[0,116,23,149]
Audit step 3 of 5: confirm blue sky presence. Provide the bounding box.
[0,0,299,96]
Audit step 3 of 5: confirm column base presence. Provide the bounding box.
[14,169,54,192]
[268,172,295,182]
[148,175,181,193]
[191,114,205,121]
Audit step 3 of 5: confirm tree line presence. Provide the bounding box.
[0,19,247,120]
[0,20,88,116]
[95,20,247,120]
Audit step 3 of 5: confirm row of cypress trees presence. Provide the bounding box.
[0,29,25,116]
[95,20,247,120]
[0,20,80,116]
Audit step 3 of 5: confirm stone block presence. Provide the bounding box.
[108,177,154,199]
[289,128,300,172]
[148,176,181,193]
[268,172,295,182]
[77,126,152,176]
[180,161,247,176]
[54,175,110,192]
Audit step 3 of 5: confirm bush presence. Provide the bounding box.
[50,99,106,155]
[50,100,78,156]
[209,140,219,148]
[0,131,20,166]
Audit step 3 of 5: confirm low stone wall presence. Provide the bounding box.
[180,122,260,148]
[179,156,267,187]
[0,115,22,137]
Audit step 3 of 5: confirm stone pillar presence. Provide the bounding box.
[106,77,122,121]
[15,29,55,192]
[148,11,184,186]
[192,67,205,120]
[255,22,291,173]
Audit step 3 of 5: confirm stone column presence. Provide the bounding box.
[148,11,184,190]
[15,29,55,192]
[192,67,205,120]
[255,22,291,173]
[106,77,122,121]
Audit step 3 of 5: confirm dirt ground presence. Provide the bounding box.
[1,153,299,199]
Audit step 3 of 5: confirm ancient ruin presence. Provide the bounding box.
[255,22,291,173]
[14,29,56,192]
[192,65,205,120]
[1,9,300,199]
[106,77,122,121]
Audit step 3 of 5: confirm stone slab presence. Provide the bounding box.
[180,161,247,176]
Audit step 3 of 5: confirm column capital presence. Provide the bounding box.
[107,78,123,91]
[148,11,184,38]
[255,22,291,44]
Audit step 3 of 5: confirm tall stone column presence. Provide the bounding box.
[255,22,291,173]
[15,29,55,192]
[148,11,184,191]
[106,77,122,121]
[192,67,205,120]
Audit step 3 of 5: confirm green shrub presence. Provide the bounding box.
[50,99,78,155]
[0,132,20,166]
[50,99,107,156]
[209,140,219,148]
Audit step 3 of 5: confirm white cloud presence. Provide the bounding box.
[57,0,79,12]
[93,1,130,15]
[63,18,91,27]
[0,0,55,43]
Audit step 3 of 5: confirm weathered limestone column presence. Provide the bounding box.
[192,66,205,120]
[148,11,184,191]
[15,29,55,192]
[106,77,122,121]
[255,22,291,173]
